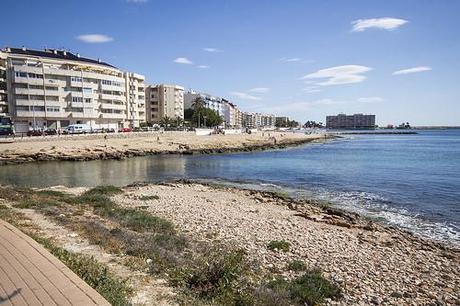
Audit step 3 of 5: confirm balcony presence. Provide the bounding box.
[16,110,46,118]
[100,93,125,101]
[100,103,126,111]
[100,113,125,119]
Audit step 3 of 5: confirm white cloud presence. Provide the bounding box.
[127,0,148,3]
[393,66,432,75]
[280,57,301,62]
[76,34,113,43]
[248,87,270,93]
[302,87,322,93]
[197,65,210,69]
[174,57,193,65]
[230,92,262,101]
[357,97,384,103]
[302,65,372,86]
[351,17,408,32]
[203,48,223,53]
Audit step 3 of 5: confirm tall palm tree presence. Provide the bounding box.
[191,97,206,127]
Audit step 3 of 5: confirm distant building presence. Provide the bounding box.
[184,90,241,128]
[243,112,275,129]
[0,47,146,132]
[326,113,376,129]
[145,84,184,123]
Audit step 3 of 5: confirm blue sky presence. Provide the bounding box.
[1,0,459,126]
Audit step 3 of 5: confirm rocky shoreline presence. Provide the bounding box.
[0,132,332,165]
[115,181,459,305]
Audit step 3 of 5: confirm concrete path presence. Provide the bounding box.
[0,220,110,305]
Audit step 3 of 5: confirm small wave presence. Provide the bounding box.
[313,189,460,246]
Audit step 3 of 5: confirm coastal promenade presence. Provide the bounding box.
[0,131,329,165]
[0,219,109,305]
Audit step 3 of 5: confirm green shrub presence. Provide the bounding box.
[287,260,307,272]
[138,195,160,201]
[171,248,252,304]
[267,240,290,252]
[267,270,341,306]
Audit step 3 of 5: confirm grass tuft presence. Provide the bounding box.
[266,270,341,306]
[267,240,291,252]
[287,260,307,272]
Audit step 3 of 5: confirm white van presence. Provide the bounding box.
[65,124,92,134]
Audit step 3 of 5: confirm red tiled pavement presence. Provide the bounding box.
[0,220,110,305]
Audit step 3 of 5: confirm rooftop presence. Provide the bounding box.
[1,47,117,69]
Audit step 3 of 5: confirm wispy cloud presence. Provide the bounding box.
[126,0,148,3]
[230,92,262,101]
[280,57,301,62]
[262,97,382,114]
[302,86,322,93]
[76,34,113,43]
[393,66,432,75]
[301,65,372,86]
[351,17,408,32]
[357,97,384,103]
[248,87,270,93]
[197,65,210,69]
[174,57,193,65]
[203,48,223,53]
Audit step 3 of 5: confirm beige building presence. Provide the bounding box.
[0,47,146,133]
[145,84,184,123]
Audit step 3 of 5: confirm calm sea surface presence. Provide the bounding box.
[1,129,459,245]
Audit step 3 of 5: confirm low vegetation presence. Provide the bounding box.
[267,240,291,252]
[33,235,131,306]
[287,260,308,272]
[0,185,341,306]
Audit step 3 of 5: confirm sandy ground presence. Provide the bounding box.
[0,131,328,165]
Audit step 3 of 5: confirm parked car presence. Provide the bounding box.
[44,129,57,135]
[27,130,43,137]
[120,127,132,133]
[64,124,92,134]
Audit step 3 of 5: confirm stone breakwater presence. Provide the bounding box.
[115,182,459,306]
[0,132,331,165]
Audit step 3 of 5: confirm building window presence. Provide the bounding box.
[84,98,92,103]
[71,76,82,82]
[72,97,83,102]
[15,72,28,77]
[46,107,60,112]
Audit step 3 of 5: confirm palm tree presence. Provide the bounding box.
[160,115,172,127]
[191,97,206,128]
[191,96,205,110]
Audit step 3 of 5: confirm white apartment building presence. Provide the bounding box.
[145,84,184,123]
[243,112,275,129]
[184,90,242,128]
[0,47,146,133]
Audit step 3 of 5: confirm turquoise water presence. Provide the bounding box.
[0,129,459,245]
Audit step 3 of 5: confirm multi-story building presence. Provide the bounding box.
[326,113,376,129]
[145,84,184,123]
[0,47,146,133]
[242,112,275,129]
[184,90,242,128]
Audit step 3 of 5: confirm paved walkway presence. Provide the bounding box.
[0,220,110,305]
